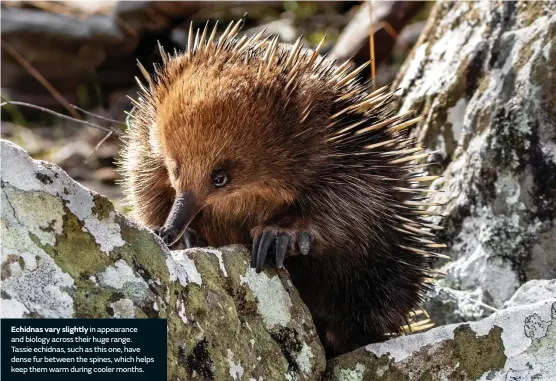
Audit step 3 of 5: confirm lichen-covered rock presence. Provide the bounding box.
[505,279,556,308]
[393,0,556,323]
[0,139,326,380]
[323,298,556,381]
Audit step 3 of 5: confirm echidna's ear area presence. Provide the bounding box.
[122,19,447,332]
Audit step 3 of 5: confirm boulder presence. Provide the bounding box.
[0,139,326,380]
[393,0,556,323]
[506,279,556,308]
[324,298,556,380]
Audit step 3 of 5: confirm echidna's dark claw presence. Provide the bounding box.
[251,228,313,271]
[181,228,207,249]
[155,226,207,250]
[251,235,261,268]
[256,231,276,272]
[275,233,290,268]
[182,231,194,248]
[159,226,177,246]
[298,232,312,255]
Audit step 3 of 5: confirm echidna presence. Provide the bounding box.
[118,20,445,357]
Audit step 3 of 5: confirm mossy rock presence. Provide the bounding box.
[1,139,326,380]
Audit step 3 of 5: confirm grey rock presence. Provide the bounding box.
[323,298,556,380]
[506,280,556,308]
[0,139,326,380]
[1,9,121,39]
[393,1,556,322]
[422,286,493,326]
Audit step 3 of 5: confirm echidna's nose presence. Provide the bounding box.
[160,191,200,246]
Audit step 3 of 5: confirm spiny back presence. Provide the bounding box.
[119,20,444,268]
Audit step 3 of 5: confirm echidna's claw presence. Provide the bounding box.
[181,228,208,249]
[153,226,207,250]
[298,232,312,255]
[275,233,290,268]
[250,226,312,272]
[256,231,276,272]
[251,235,261,268]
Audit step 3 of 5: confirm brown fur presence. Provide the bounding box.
[119,23,442,358]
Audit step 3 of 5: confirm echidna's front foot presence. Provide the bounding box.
[152,226,207,250]
[250,226,313,272]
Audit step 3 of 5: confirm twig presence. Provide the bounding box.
[85,131,114,164]
[444,288,499,313]
[114,12,138,37]
[330,1,425,71]
[0,100,125,137]
[368,0,376,91]
[378,20,399,41]
[1,39,82,119]
[459,294,499,313]
[70,104,126,125]
[69,106,123,163]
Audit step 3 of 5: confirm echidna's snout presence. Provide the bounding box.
[160,191,201,246]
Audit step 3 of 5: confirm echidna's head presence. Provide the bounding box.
[144,37,332,245]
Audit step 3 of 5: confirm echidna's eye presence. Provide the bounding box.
[211,170,229,188]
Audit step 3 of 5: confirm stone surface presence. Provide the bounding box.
[0,139,326,380]
[323,298,556,381]
[394,0,556,324]
[506,280,556,308]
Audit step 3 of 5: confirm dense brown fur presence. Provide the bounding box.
[119,21,443,357]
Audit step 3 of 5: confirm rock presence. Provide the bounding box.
[0,139,326,380]
[423,280,556,327]
[421,286,495,326]
[393,1,556,323]
[0,1,204,109]
[323,298,556,381]
[1,8,127,78]
[506,280,556,308]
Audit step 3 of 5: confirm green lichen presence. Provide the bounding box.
[164,247,326,380]
[36,207,113,278]
[73,286,122,318]
[323,349,407,381]
[114,217,170,287]
[17,256,25,270]
[28,207,116,317]
[453,325,506,379]
[517,1,555,28]
[91,193,115,220]
[323,324,507,380]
